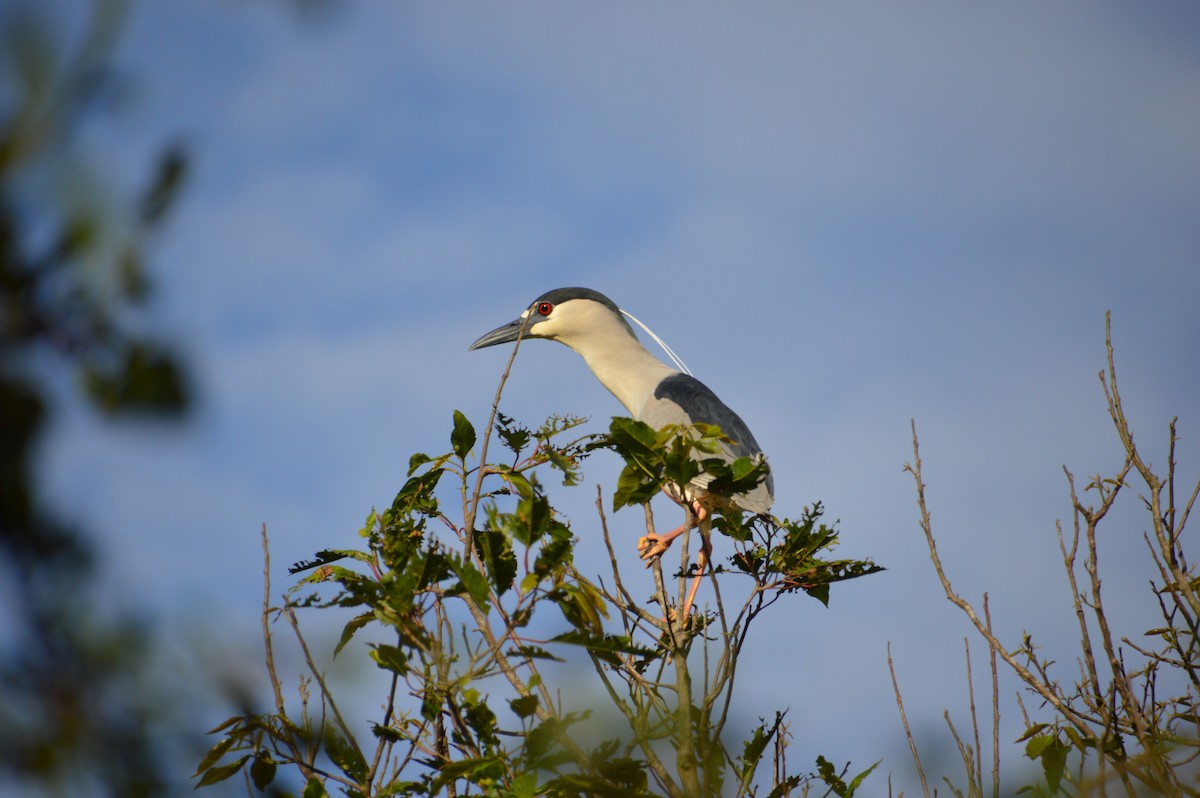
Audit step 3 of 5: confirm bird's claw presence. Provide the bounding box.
[637,534,671,564]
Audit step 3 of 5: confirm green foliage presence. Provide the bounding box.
[1016,728,1070,796]
[726,503,885,607]
[812,755,879,798]
[604,417,762,512]
[197,410,882,796]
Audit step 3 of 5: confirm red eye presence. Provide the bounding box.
[537,302,553,316]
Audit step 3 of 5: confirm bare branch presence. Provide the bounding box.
[889,642,931,798]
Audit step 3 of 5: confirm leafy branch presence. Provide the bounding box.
[196,364,882,796]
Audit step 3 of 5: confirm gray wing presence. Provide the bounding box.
[644,373,774,512]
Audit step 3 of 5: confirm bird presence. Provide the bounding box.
[469,286,773,619]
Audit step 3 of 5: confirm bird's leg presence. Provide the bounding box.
[637,498,703,562]
[680,516,713,620]
[638,500,713,619]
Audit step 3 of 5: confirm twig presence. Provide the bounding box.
[964,637,983,795]
[889,642,931,798]
[463,313,529,543]
[984,596,1000,798]
[284,607,361,759]
[906,421,1094,734]
[261,524,286,715]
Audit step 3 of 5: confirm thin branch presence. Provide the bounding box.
[984,596,1000,798]
[889,642,931,798]
[463,315,529,542]
[965,637,983,795]
[907,421,1094,734]
[261,524,286,715]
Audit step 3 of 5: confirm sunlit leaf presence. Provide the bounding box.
[451,409,476,458]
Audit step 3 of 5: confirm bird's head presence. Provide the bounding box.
[468,287,637,352]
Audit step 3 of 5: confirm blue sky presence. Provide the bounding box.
[24,0,1200,791]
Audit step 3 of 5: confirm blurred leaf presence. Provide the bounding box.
[83,342,188,416]
[462,690,499,747]
[1024,734,1068,793]
[550,631,656,667]
[510,695,539,719]
[448,553,490,610]
[302,775,329,798]
[195,755,250,787]
[1015,724,1050,743]
[531,534,573,584]
[194,736,236,775]
[205,716,243,735]
[737,713,783,788]
[139,144,188,225]
[506,644,565,663]
[249,753,276,791]
[324,726,367,782]
[335,611,374,656]
[370,643,408,674]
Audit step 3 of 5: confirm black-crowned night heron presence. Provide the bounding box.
[469,287,773,618]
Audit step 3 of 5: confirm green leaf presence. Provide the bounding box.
[336,611,375,656]
[249,754,276,791]
[510,772,540,798]
[805,583,831,607]
[1024,734,1056,759]
[462,692,499,747]
[324,726,368,782]
[475,526,518,596]
[766,777,805,798]
[205,716,243,735]
[815,755,846,795]
[507,644,565,662]
[194,736,236,775]
[288,549,352,575]
[408,452,432,475]
[448,554,491,610]
[612,462,663,511]
[370,643,408,673]
[531,534,573,584]
[1024,734,1068,793]
[451,409,476,458]
[737,713,782,788]
[372,723,403,743]
[846,760,881,796]
[608,416,659,458]
[195,755,251,787]
[497,411,532,455]
[549,631,656,666]
[302,775,329,798]
[510,694,540,719]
